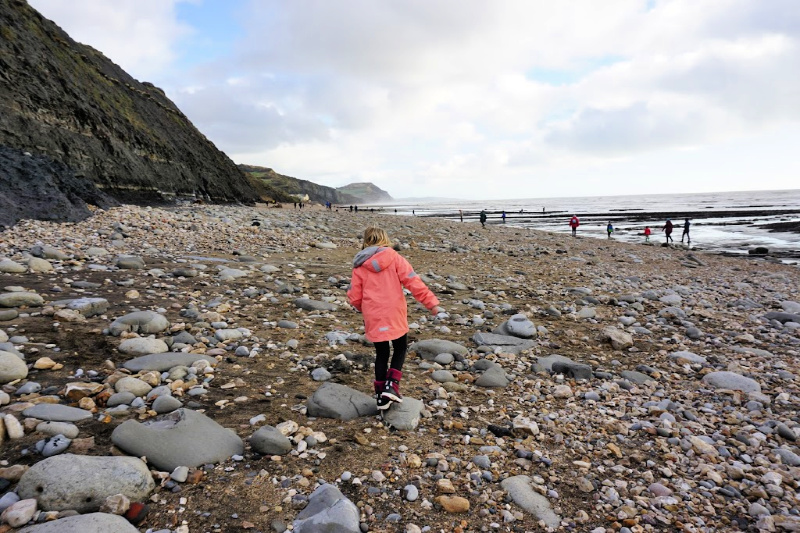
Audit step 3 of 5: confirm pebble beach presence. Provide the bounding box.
[0,203,799,533]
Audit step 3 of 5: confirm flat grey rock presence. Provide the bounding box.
[22,403,92,422]
[0,292,44,308]
[250,425,293,455]
[306,382,378,420]
[123,353,217,372]
[50,298,109,317]
[36,421,79,439]
[702,371,761,393]
[535,355,593,381]
[620,370,655,385]
[781,301,800,314]
[0,350,28,383]
[115,256,145,269]
[0,309,18,321]
[17,454,154,512]
[111,408,244,471]
[0,259,26,273]
[110,311,169,336]
[294,298,338,312]
[669,351,707,364]
[475,365,510,388]
[472,332,535,354]
[118,337,168,356]
[382,397,423,431]
[17,513,140,533]
[409,339,469,361]
[431,370,455,383]
[293,484,360,533]
[533,354,577,373]
[500,475,561,528]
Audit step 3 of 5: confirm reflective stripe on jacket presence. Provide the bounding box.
[347,247,439,342]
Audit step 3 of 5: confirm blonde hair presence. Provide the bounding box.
[362,226,392,249]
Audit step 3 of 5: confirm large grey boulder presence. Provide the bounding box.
[111,409,244,471]
[500,475,561,529]
[472,332,536,354]
[22,404,92,422]
[250,425,293,455]
[382,397,424,431]
[123,353,217,372]
[293,484,360,533]
[17,513,139,533]
[294,298,338,312]
[109,311,169,336]
[17,455,154,512]
[764,311,800,324]
[0,350,28,383]
[702,371,761,393]
[0,292,44,308]
[410,339,469,361]
[306,382,378,420]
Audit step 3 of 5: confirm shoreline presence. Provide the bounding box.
[0,203,799,532]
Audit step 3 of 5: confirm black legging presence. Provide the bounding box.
[374,334,407,380]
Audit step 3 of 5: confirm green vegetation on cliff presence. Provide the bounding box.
[240,165,393,204]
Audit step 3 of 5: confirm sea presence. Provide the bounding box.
[366,189,800,262]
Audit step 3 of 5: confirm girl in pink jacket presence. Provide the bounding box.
[347,227,441,410]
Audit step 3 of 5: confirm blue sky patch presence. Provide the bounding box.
[175,0,247,68]
[526,55,625,86]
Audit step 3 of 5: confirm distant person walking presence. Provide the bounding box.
[502,211,506,223]
[663,219,674,243]
[459,209,463,222]
[607,222,614,239]
[644,226,651,242]
[569,215,580,237]
[480,210,487,228]
[681,218,691,244]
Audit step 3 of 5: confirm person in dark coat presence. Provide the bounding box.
[663,219,674,243]
[681,218,691,244]
[479,210,487,228]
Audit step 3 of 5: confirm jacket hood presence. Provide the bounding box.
[353,246,396,272]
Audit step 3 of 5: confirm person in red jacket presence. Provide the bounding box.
[348,227,442,410]
[569,215,580,237]
[644,226,652,242]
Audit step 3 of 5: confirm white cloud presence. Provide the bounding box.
[28,0,191,80]
[25,0,800,199]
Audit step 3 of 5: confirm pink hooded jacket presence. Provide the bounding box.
[347,246,439,343]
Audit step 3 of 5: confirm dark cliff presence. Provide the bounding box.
[0,0,260,208]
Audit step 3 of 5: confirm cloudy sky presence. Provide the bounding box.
[29,0,800,200]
